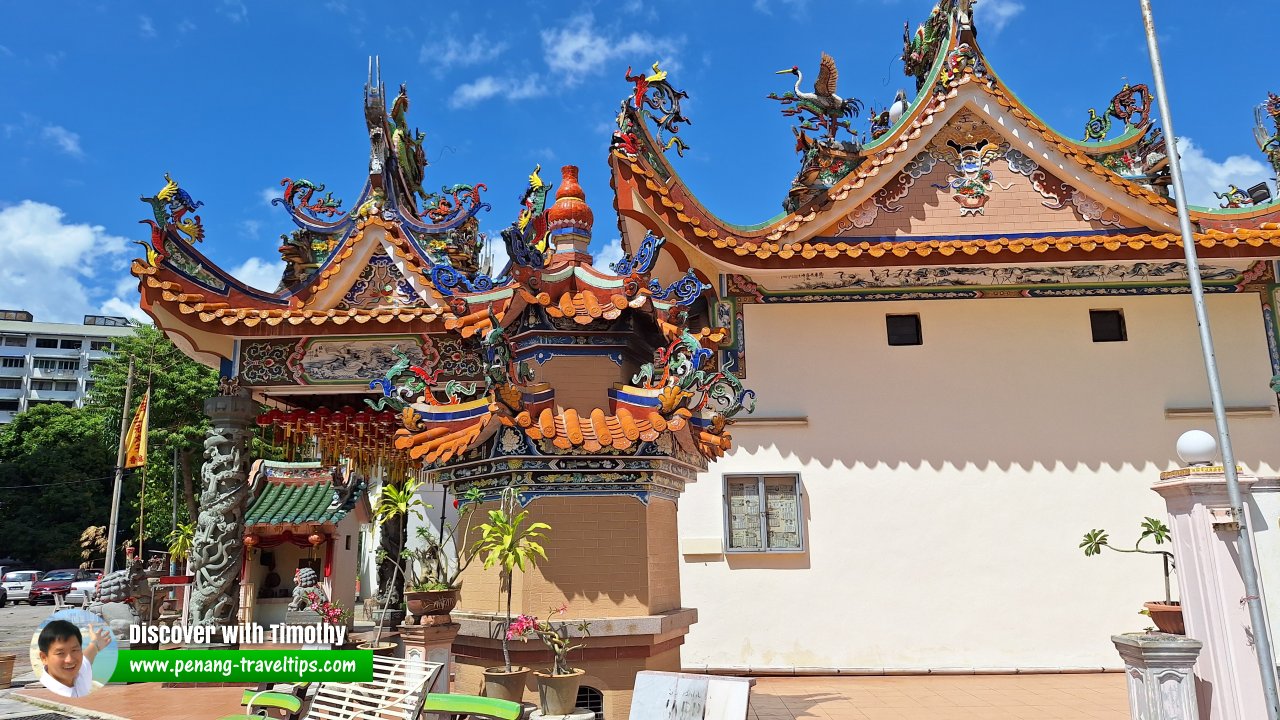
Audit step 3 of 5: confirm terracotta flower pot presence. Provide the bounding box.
[483,666,530,703]
[0,653,15,689]
[535,669,584,716]
[1144,601,1185,635]
[404,589,459,625]
[357,641,397,657]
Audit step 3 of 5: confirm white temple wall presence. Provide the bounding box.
[678,292,1280,671]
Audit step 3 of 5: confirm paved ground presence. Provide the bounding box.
[749,673,1130,720]
[0,601,60,684]
[0,672,1131,720]
[1,606,1131,718]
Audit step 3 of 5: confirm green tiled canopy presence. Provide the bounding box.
[246,479,351,527]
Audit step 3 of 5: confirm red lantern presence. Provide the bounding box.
[308,532,325,546]
[244,534,259,547]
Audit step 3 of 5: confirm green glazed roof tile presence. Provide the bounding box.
[246,479,348,527]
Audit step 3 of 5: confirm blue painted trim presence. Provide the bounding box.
[416,404,491,422]
[608,387,661,407]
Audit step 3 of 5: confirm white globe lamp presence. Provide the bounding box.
[1176,429,1218,467]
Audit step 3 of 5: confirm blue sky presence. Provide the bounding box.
[0,0,1277,324]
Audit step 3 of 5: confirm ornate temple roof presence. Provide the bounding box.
[607,0,1280,272]
[132,67,753,472]
[245,461,368,531]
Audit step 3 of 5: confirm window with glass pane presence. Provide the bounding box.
[726,478,763,550]
[1,335,25,347]
[724,474,804,552]
[1,358,24,368]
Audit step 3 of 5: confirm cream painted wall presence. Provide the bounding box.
[677,293,1280,671]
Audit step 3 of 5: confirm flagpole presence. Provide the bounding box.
[1139,2,1280,716]
[105,357,135,576]
[171,445,179,578]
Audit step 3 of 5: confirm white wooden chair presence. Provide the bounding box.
[303,655,442,720]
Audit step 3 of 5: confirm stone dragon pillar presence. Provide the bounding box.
[187,387,257,632]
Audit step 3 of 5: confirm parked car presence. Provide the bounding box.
[0,585,6,607]
[66,570,103,606]
[28,569,95,605]
[1,570,40,604]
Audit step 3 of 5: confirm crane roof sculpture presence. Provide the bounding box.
[769,52,864,141]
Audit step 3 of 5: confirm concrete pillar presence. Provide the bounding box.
[1244,478,1280,654]
[1113,632,1203,720]
[400,622,460,696]
[1153,466,1276,719]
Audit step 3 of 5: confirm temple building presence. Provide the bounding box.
[608,0,1280,674]
[130,0,1280,712]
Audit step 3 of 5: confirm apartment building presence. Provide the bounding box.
[0,310,135,424]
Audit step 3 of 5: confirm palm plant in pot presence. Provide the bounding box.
[510,606,592,716]
[1080,516,1182,633]
[472,484,551,703]
[364,475,428,649]
[402,486,484,625]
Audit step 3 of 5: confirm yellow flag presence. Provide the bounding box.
[124,390,150,469]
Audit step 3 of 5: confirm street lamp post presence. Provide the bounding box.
[1138,2,1280,717]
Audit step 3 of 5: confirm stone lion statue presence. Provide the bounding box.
[289,567,327,610]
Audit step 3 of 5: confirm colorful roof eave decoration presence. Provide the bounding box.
[371,173,750,466]
[132,213,521,335]
[608,7,1278,265]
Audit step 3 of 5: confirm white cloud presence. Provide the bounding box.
[592,238,625,274]
[450,76,504,107]
[139,15,156,38]
[0,45,12,57]
[449,75,545,109]
[177,19,197,34]
[751,0,807,15]
[540,13,680,86]
[1174,137,1273,208]
[421,34,507,73]
[41,125,83,158]
[261,187,280,207]
[975,0,1024,34]
[99,296,149,323]
[0,201,132,323]
[218,0,248,23]
[239,219,262,239]
[230,257,284,292]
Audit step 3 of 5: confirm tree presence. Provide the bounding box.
[87,324,220,548]
[0,404,116,567]
[473,485,550,672]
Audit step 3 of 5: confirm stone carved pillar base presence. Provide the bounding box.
[187,391,258,635]
[1113,632,1203,719]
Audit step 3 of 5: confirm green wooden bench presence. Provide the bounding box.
[215,688,305,720]
[422,693,522,720]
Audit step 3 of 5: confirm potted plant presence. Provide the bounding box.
[472,484,551,702]
[402,487,484,625]
[1080,517,1182,633]
[510,606,592,716]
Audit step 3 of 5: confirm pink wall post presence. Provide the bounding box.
[1153,465,1276,719]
